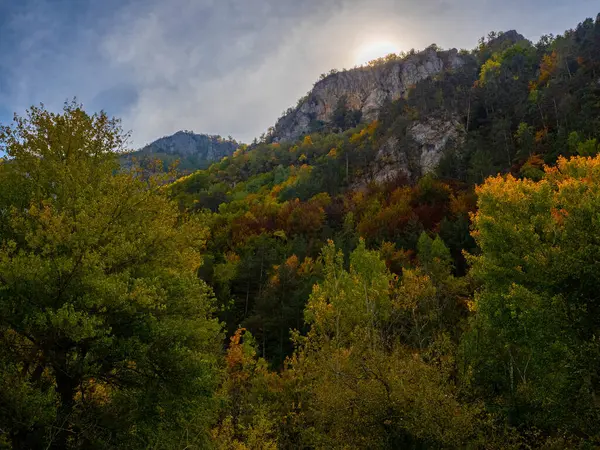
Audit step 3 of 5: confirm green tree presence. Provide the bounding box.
[290,241,483,449]
[331,96,362,133]
[211,329,278,450]
[417,232,452,280]
[0,103,222,449]
[514,122,535,157]
[462,155,600,442]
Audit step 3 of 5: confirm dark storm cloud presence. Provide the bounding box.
[0,0,598,148]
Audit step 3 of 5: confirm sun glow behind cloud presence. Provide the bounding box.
[2,0,599,147]
[354,40,401,65]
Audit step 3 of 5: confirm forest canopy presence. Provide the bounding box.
[1,12,600,450]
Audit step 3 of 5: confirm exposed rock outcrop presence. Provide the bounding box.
[271,47,465,142]
[372,116,465,183]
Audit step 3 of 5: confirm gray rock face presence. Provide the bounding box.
[372,116,465,184]
[412,117,464,173]
[272,48,465,142]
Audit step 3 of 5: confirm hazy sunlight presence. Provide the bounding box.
[354,40,400,65]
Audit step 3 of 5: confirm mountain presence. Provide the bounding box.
[122,131,239,174]
[266,32,529,182]
[270,46,467,142]
[167,18,600,444]
[265,45,479,181]
[171,15,600,366]
[123,31,528,181]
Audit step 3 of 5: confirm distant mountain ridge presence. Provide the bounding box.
[122,30,535,181]
[120,32,526,179]
[122,131,239,174]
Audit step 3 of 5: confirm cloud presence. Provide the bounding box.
[90,83,139,116]
[99,0,349,145]
[0,0,129,122]
[1,0,599,149]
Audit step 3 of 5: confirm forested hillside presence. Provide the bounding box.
[171,15,600,366]
[121,131,239,175]
[1,13,600,450]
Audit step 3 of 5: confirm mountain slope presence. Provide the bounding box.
[122,131,239,174]
[270,46,468,143]
[170,15,600,371]
[265,45,485,180]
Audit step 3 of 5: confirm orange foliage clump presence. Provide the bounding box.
[538,51,558,85]
[279,199,325,236]
[450,192,477,216]
[535,128,548,144]
[528,80,538,92]
[225,328,254,379]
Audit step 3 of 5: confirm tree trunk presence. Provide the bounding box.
[565,60,572,79]
[51,364,78,450]
[466,92,471,133]
[537,102,547,129]
[346,152,349,182]
[245,282,250,317]
[503,129,512,168]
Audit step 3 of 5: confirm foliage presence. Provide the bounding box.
[0,103,222,449]
[463,155,600,443]
[214,241,510,449]
[4,12,600,449]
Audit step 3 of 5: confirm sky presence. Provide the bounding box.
[0,0,598,149]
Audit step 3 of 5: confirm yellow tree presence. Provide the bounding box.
[463,155,600,442]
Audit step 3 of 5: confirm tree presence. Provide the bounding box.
[244,255,322,367]
[289,241,483,448]
[514,122,535,158]
[211,329,278,450]
[0,103,222,449]
[331,96,362,133]
[462,155,600,442]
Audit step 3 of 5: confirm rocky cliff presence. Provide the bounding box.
[371,116,465,184]
[271,47,466,143]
